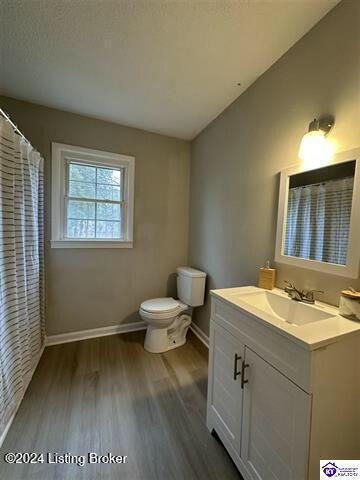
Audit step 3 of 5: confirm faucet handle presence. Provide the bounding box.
[284,280,296,293]
[302,289,324,303]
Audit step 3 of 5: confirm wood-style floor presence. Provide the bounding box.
[0,330,242,480]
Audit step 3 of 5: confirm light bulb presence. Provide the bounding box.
[298,130,334,168]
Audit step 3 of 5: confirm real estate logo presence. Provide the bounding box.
[322,462,338,478]
[320,460,360,479]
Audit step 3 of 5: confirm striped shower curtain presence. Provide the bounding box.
[284,177,354,265]
[0,117,45,436]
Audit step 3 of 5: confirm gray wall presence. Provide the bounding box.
[189,0,360,335]
[0,96,190,335]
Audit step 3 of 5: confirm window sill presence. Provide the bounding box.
[50,240,133,249]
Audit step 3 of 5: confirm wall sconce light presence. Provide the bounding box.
[298,116,335,166]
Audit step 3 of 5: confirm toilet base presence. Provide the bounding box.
[144,314,191,353]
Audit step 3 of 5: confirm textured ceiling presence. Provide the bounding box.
[0,0,340,139]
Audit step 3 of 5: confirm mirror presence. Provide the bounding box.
[275,149,360,278]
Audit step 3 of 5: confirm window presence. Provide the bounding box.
[66,162,123,239]
[51,143,134,248]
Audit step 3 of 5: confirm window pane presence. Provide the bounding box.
[69,180,96,199]
[97,202,121,221]
[67,200,95,220]
[67,219,95,238]
[96,221,121,239]
[97,167,121,185]
[69,163,96,183]
[96,184,121,201]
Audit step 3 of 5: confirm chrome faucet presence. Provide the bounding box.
[284,281,303,301]
[284,281,324,305]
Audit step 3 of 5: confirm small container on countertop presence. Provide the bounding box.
[258,261,276,291]
[339,288,360,321]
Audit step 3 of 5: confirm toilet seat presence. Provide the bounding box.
[140,297,188,321]
[140,297,180,314]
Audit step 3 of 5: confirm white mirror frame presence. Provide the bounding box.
[275,148,360,278]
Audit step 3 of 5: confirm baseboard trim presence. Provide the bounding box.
[0,343,45,449]
[190,323,209,348]
[46,321,147,346]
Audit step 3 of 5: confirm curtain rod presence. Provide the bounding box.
[0,107,37,151]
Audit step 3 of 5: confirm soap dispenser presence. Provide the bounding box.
[258,261,276,290]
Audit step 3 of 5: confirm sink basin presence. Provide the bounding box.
[235,290,334,326]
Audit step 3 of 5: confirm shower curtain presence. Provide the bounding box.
[0,117,45,436]
[284,176,354,265]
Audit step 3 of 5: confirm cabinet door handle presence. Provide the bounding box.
[241,361,249,389]
[233,354,242,380]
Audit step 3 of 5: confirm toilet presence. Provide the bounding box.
[139,266,207,353]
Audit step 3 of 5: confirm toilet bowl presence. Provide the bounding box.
[139,267,206,353]
[140,298,189,353]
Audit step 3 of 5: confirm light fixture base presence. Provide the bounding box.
[308,115,334,136]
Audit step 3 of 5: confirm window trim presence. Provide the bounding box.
[275,148,360,278]
[51,143,135,248]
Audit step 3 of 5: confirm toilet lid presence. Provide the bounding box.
[141,297,180,313]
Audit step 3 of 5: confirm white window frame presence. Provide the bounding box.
[51,143,135,248]
[275,148,360,278]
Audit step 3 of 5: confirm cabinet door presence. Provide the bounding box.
[207,321,244,453]
[241,347,311,480]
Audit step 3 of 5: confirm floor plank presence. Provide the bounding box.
[0,331,242,480]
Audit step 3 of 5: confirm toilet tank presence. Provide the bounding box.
[177,267,206,307]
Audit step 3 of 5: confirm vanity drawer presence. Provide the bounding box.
[211,297,311,392]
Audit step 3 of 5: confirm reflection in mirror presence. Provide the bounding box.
[284,160,356,265]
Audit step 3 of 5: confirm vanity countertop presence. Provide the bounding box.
[211,286,360,350]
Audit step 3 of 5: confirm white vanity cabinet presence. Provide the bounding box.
[207,292,360,480]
